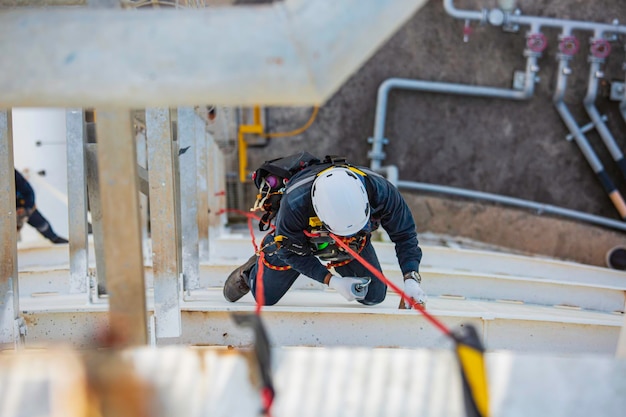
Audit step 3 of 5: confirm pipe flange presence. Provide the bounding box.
[590,38,611,59]
[558,36,579,56]
[488,8,505,26]
[526,32,547,53]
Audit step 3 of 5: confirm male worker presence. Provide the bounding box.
[223,154,426,307]
[15,169,68,244]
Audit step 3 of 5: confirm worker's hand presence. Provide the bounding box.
[16,208,27,232]
[328,276,371,301]
[402,272,427,309]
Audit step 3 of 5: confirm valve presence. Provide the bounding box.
[590,38,611,59]
[558,36,580,56]
[463,19,473,43]
[526,32,547,53]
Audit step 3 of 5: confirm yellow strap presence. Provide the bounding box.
[316,164,368,177]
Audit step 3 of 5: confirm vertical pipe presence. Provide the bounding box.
[0,110,21,348]
[620,46,626,131]
[553,49,626,220]
[96,109,148,347]
[582,32,626,181]
[66,109,89,295]
[146,108,182,339]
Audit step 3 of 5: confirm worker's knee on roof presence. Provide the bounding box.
[358,292,386,306]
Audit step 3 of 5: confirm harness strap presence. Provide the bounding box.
[326,234,368,268]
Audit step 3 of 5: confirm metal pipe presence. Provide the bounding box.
[369,41,539,170]
[442,0,486,23]
[621,53,626,124]
[444,0,626,34]
[582,31,626,182]
[552,37,626,220]
[397,180,626,232]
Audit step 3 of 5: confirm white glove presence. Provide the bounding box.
[403,274,427,308]
[328,276,371,301]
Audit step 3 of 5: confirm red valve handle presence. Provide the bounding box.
[526,33,547,53]
[558,36,580,56]
[590,39,611,59]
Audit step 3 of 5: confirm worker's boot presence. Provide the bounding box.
[223,255,257,302]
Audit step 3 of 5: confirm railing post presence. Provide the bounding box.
[0,110,23,348]
[66,108,89,296]
[146,108,182,339]
[177,107,200,292]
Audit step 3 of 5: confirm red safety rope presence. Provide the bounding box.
[326,231,452,337]
[217,208,275,415]
[218,208,270,315]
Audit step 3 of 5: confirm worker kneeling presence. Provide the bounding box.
[224,156,426,307]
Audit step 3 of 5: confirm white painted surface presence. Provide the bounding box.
[0,0,429,107]
[0,346,624,417]
[12,108,69,242]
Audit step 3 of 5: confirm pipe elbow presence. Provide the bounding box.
[443,0,484,22]
[378,78,398,98]
[582,94,595,108]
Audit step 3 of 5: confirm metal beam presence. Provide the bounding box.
[96,109,148,346]
[66,108,89,295]
[85,143,107,298]
[146,108,182,338]
[177,107,200,292]
[0,110,21,348]
[0,0,428,107]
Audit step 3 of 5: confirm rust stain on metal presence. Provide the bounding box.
[266,56,284,65]
[83,350,156,417]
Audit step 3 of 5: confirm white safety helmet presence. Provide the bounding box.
[311,167,370,236]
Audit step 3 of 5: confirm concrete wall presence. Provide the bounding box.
[242,0,626,265]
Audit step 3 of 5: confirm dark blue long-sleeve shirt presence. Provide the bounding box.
[15,170,35,209]
[274,166,422,283]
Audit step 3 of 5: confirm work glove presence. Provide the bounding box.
[402,271,427,309]
[328,276,371,302]
[16,207,28,232]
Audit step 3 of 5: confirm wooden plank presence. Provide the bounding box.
[95,109,147,346]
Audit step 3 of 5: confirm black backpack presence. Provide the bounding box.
[251,152,349,231]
